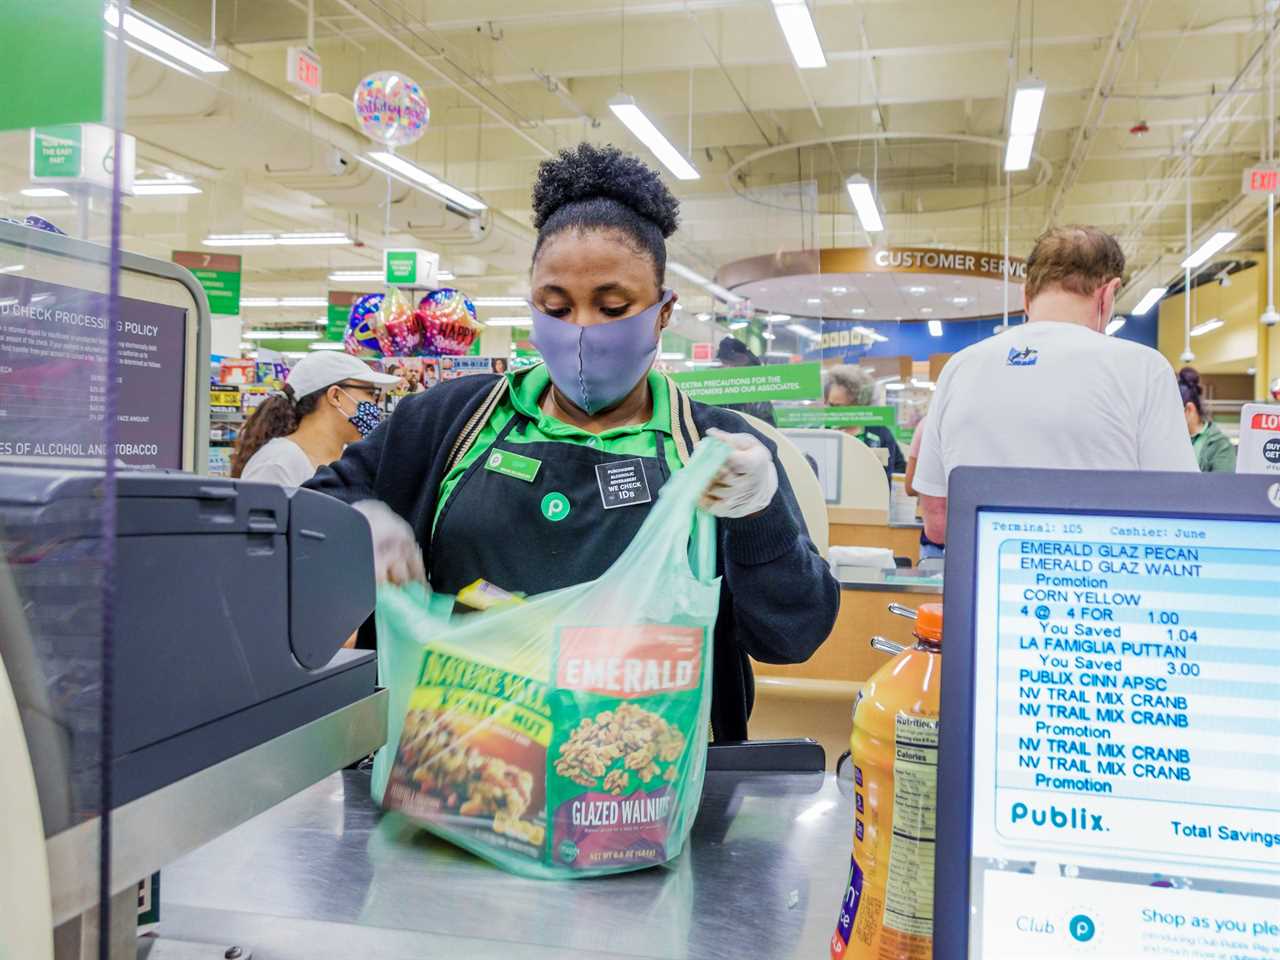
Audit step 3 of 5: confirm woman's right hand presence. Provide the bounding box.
[353,500,426,585]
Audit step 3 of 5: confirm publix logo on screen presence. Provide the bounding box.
[1010,802,1108,833]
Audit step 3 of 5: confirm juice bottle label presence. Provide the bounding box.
[830,855,864,957]
[883,713,940,941]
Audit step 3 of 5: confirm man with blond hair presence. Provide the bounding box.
[914,225,1196,543]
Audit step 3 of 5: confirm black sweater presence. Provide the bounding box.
[305,374,839,741]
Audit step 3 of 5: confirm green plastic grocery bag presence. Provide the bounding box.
[371,438,729,879]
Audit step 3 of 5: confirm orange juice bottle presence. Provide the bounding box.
[831,603,943,960]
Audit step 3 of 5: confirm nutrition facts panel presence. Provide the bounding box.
[972,510,1280,873]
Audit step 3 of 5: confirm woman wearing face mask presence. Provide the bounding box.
[233,351,398,486]
[307,143,839,740]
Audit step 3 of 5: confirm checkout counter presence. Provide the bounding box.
[747,427,942,763]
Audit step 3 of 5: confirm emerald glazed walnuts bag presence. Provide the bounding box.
[370,439,728,879]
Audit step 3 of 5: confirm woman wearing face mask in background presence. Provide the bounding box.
[307,143,839,740]
[1177,366,1237,473]
[233,351,398,486]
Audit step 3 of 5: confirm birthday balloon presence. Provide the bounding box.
[375,289,423,357]
[416,289,479,356]
[353,71,429,146]
[344,293,385,355]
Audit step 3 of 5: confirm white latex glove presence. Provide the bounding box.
[698,428,779,518]
[353,500,426,585]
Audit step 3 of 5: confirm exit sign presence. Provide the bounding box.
[691,342,714,361]
[1242,165,1280,195]
[287,46,322,95]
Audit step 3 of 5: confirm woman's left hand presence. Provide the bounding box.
[698,428,778,518]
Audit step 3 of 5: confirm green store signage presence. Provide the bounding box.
[31,125,82,177]
[172,251,243,317]
[0,0,104,132]
[668,362,822,406]
[773,405,898,429]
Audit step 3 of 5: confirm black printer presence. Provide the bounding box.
[0,466,377,825]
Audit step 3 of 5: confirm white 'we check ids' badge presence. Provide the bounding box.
[595,458,652,509]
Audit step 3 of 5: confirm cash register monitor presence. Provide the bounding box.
[935,467,1280,960]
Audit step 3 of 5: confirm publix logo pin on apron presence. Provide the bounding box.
[541,492,570,522]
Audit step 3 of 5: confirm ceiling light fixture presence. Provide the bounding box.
[608,95,699,180]
[1181,231,1237,269]
[1004,78,1045,172]
[767,313,792,323]
[695,312,712,322]
[1190,317,1224,337]
[279,296,327,307]
[1131,286,1167,315]
[328,271,383,283]
[907,286,927,295]
[829,285,848,294]
[950,296,971,305]
[927,320,943,337]
[360,152,488,212]
[920,307,933,314]
[667,261,743,303]
[483,316,532,327]
[132,178,201,196]
[20,187,68,198]
[104,3,228,74]
[806,297,822,304]
[1105,317,1126,336]
[762,331,777,340]
[276,232,352,247]
[239,298,281,307]
[437,270,455,281]
[243,330,321,341]
[203,233,277,247]
[844,175,884,233]
[309,342,346,351]
[728,320,749,330]
[850,307,867,315]
[787,323,821,341]
[770,0,827,70]
[884,381,906,391]
[659,351,685,360]
[472,297,529,307]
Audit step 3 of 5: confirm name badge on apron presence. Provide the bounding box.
[595,458,653,509]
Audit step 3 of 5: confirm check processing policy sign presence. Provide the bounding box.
[0,275,187,468]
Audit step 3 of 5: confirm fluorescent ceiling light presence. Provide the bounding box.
[309,342,346,351]
[104,3,228,73]
[329,271,383,282]
[844,176,884,233]
[919,307,933,314]
[203,233,350,247]
[20,187,68,198]
[659,351,685,360]
[829,286,847,294]
[1190,317,1224,337]
[927,320,943,337]
[437,271,455,281]
[686,360,721,368]
[1181,231,1237,269]
[884,381,906,391]
[132,178,201,196]
[907,286,927,295]
[484,316,531,327]
[695,312,712,322]
[762,332,777,340]
[911,378,934,388]
[806,297,822,304]
[1104,317,1126,336]
[728,320,749,330]
[767,314,792,323]
[239,298,282,307]
[243,330,321,340]
[853,325,889,343]
[667,260,743,303]
[313,317,329,325]
[1132,287,1167,315]
[204,233,278,247]
[276,232,352,247]
[787,323,821,341]
[0,264,24,273]
[771,0,827,70]
[764,350,793,358]
[279,297,327,307]
[608,94,700,181]
[1004,78,1045,172]
[950,296,971,305]
[850,307,866,315]
[361,152,488,212]
[473,296,529,307]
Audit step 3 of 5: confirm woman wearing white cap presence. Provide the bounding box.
[232,352,399,486]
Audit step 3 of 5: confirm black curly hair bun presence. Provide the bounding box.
[532,142,680,238]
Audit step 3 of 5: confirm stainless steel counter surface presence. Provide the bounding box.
[157,768,851,960]
[838,568,944,594]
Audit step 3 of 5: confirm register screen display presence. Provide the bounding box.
[969,510,1279,959]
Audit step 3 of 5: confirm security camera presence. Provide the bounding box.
[1215,267,1232,288]
[1179,349,1195,363]
[1262,306,1280,327]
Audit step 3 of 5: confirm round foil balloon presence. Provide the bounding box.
[344,293,385,355]
[353,71,429,146]
[416,289,479,356]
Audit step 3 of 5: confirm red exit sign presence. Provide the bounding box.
[1242,165,1280,195]
[287,46,322,95]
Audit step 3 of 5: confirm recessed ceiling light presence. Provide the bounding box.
[850,307,866,315]
[806,297,822,304]
[907,286,927,295]
[828,286,848,294]
[920,307,933,314]
[950,296,971,305]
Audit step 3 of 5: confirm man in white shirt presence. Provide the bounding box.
[914,225,1197,543]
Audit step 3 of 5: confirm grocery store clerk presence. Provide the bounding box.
[307,143,839,740]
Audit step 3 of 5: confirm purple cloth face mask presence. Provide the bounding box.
[529,290,675,415]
